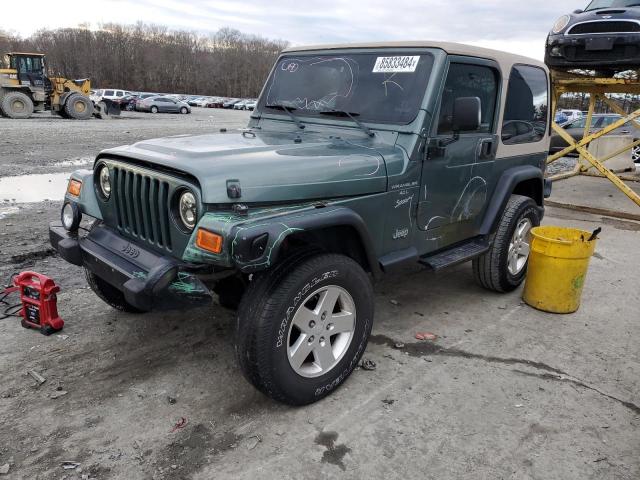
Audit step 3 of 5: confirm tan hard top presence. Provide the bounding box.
[283,41,547,71]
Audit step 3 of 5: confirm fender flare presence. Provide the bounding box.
[479,165,544,236]
[229,206,382,277]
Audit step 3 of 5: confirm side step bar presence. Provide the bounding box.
[419,238,489,272]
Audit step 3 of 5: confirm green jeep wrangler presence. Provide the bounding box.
[50,42,552,405]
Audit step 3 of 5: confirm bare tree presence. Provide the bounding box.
[2,24,288,97]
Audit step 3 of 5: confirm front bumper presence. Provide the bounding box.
[50,222,211,311]
[546,33,640,70]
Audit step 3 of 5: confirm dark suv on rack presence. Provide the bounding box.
[546,0,640,73]
[50,42,551,406]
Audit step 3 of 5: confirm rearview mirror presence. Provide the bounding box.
[452,97,481,132]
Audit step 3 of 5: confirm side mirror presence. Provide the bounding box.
[452,97,481,133]
[573,9,583,14]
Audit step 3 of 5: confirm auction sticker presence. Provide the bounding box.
[373,56,420,73]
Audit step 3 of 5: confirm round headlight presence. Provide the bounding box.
[552,15,571,34]
[178,191,197,230]
[99,165,111,199]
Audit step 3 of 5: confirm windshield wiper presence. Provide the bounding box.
[265,103,305,130]
[319,109,374,137]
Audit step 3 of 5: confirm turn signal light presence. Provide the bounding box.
[67,179,82,197]
[196,228,223,254]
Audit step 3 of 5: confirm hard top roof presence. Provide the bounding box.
[282,41,547,70]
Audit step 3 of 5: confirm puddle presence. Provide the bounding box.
[0,172,69,203]
[0,206,20,220]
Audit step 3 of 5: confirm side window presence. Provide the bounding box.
[116,91,123,97]
[502,65,548,145]
[104,90,114,96]
[437,63,499,135]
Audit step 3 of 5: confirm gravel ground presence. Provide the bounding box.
[0,110,638,479]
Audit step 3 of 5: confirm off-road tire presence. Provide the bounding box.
[64,94,93,120]
[1,91,34,119]
[150,106,158,113]
[85,268,144,313]
[473,194,540,293]
[236,252,374,405]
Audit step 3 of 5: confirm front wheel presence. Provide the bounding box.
[150,106,158,113]
[473,195,540,292]
[235,253,374,405]
[85,268,145,313]
[180,106,188,114]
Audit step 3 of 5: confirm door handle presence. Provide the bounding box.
[621,130,630,134]
[477,138,494,158]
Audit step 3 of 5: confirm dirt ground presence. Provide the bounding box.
[0,109,638,480]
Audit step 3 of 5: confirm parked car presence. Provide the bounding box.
[116,94,139,111]
[546,1,640,73]
[233,99,250,110]
[222,98,241,108]
[206,97,226,108]
[244,99,257,111]
[90,89,134,104]
[555,111,570,124]
[559,109,583,122]
[51,41,551,405]
[137,96,191,114]
[549,113,640,161]
[132,93,158,111]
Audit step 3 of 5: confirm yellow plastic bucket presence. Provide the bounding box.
[523,226,598,314]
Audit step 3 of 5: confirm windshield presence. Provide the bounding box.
[585,0,640,10]
[259,52,434,125]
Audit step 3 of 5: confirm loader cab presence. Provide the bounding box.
[7,53,46,88]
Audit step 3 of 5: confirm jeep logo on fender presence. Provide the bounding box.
[121,243,140,259]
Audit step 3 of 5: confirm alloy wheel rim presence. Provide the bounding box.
[287,285,356,378]
[508,218,532,275]
[633,146,640,163]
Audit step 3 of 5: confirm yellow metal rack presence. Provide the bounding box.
[547,71,640,207]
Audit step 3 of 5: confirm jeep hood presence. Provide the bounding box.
[98,131,389,203]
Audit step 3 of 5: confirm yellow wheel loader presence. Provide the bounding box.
[0,52,119,119]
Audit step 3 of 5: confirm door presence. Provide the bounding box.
[418,59,500,246]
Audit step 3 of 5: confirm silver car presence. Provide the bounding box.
[138,96,191,114]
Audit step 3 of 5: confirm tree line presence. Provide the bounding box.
[0,24,288,98]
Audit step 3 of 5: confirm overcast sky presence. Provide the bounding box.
[5,0,588,60]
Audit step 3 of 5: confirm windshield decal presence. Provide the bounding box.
[373,56,420,73]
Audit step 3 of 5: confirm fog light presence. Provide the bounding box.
[61,202,82,232]
[196,228,223,254]
[550,46,562,57]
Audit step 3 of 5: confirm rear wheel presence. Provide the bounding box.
[150,106,158,113]
[64,94,93,120]
[633,145,640,163]
[85,268,145,313]
[473,195,540,293]
[236,252,374,405]
[1,91,34,119]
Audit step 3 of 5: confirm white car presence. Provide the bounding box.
[560,109,582,122]
[90,89,134,104]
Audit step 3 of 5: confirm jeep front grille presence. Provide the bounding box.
[568,21,640,35]
[112,166,173,251]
